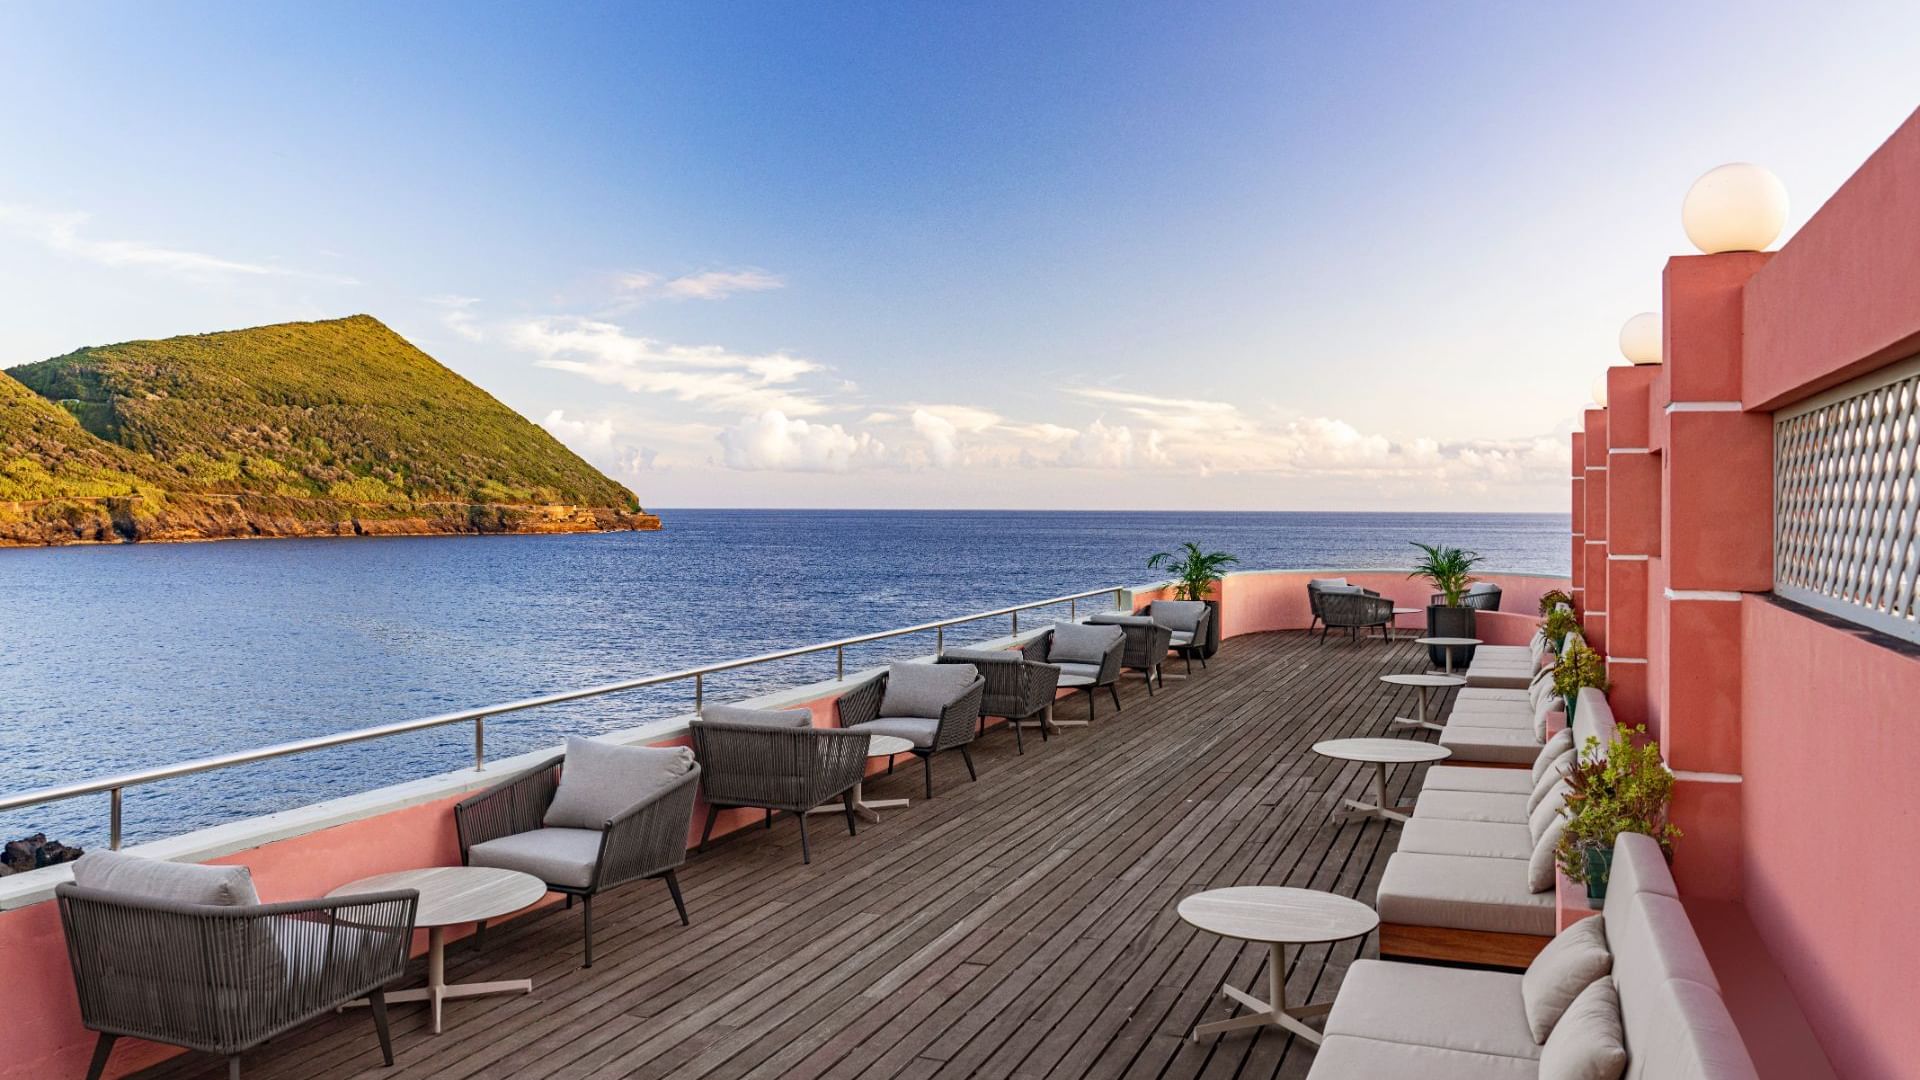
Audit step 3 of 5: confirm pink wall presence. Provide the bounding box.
[1219,569,1561,638]
[1740,598,1920,1080]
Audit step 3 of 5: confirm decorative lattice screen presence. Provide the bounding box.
[1774,357,1920,643]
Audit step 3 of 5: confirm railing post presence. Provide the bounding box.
[837,645,845,681]
[474,717,486,771]
[937,626,945,655]
[695,672,704,712]
[110,787,122,851]
[1012,610,1019,636]
[1071,597,1077,620]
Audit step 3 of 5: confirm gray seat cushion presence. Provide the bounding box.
[1446,705,1539,730]
[1474,645,1535,663]
[1467,671,1538,690]
[858,716,941,748]
[700,703,813,728]
[1307,1035,1539,1080]
[71,850,262,905]
[1377,853,1557,936]
[1458,687,1531,703]
[1148,600,1208,632]
[1413,789,1531,824]
[1628,977,1759,1080]
[1045,622,1122,665]
[1325,959,1540,1061]
[881,662,977,718]
[467,826,602,889]
[545,737,697,829]
[1440,724,1545,764]
[1168,631,1195,646]
[1308,577,1350,589]
[1397,818,1535,860]
[1422,765,1534,795]
[1053,661,1102,681]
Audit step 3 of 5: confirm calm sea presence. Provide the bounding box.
[1,510,1566,849]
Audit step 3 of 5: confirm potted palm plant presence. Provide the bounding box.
[1146,542,1237,658]
[1408,542,1484,668]
[1554,725,1680,904]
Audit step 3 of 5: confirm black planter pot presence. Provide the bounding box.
[1201,598,1222,658]
[1425,605,1477,668]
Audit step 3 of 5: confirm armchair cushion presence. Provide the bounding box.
[1150,600,1210,632]
[1052,661,1103,681]
[545,737,697,830]
[859,717,942,749]
[468,826,604,889]
[880,662,978,719]
[1045,622,1123,665]
[71,850,261,906]
[1308,577,1350,589]
[701,703,813,728]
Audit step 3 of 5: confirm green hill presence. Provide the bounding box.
[1,316,657,545]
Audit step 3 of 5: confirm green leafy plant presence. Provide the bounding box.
[1538,588,1574,616]
[1555,724,1681,884]
[1146,542,1238,601]
[1543,606,1580,651]
[1552,640,1608,715]
[1407,542,1483,606]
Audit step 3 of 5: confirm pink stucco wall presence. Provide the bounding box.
[1218,569,1561,639]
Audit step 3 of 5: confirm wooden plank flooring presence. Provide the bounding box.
[135,630,1459,1080]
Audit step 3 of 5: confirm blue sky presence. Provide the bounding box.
[4,2,1919,510]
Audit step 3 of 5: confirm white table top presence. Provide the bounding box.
[1416,636,1483,647]
[1312,737,1452,764]
[1177,886,1379,945]
[1378,673,1466,689]
[328,866,547,927]
[866,734,915,757]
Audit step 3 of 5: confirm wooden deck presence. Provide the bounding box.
[137,630,1459,1080]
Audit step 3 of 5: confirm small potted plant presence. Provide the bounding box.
[1409,542,1484,668]
[1146,542,1237,658]
[1538,588,1573,616]
[1552,639,1608,718]
[1542,605,1580,654]
[1554,724,1681,904]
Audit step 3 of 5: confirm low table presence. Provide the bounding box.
[1388,608,1421,641]
[1179,886,1379,1044]
[331,866,546,1034]
[807,733,915,822]
[1313,738,1451,824]
[1379,672,1465,732]
[1416,635,1482,676]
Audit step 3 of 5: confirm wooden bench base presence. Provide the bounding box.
[1378,922,1551,970]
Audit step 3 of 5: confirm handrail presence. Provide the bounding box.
[0,585,1133,850]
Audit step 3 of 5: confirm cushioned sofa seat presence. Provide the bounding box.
[1465,668,1539,690]
[1438,723,1544,764]
[1411,788,1529,823]
[1309,1035,1539,1080]
[1396,818,1535,860]
[1323,959,1540,1061]
[1376,853,1557,936]
[1443,704,1538,730]
[1420,764,1534,795]
[1469,644,1536,665]
[1456,686,1531,703]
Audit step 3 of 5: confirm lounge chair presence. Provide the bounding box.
[835,662,985,797]
[1023,622,1126,722]
[1084,611,1174,694]
[938,647,1062,750]
[1318,588,1396,643]
[690,704,870,863]
[1140,600,1214,674]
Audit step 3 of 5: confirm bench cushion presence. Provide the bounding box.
[1325,959,1541,1060]
[1421,765,1534,795]
[1377,852,1557,935]
[1413,789,1530,824]
[1307,1035,1539,1080]
[1467,670,1538,690]
[1397,818,1534,860]
[1440,724,1544,764]
[1523,910,1613,1041]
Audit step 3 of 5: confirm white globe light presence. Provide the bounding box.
[1682,163,1788,253]
[1619,312,1661,365]
[1591,374,1609,408]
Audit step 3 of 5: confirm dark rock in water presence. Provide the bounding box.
[0,833,84,875]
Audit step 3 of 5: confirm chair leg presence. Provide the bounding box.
[1085,687,1097,723]
[1109,683,1122,711]
[959,744,978,781]
[1010,715,1024,753]
[698,806,718,852]
[664,868,689,925]
[797,811,812,864]
[766,808,774,829]
[1185,653,1194,675]
[842,790,858,836]
[923,753,936,799]
[229,1056,242,1080]
[85,1033,116,1080]
[368,986,395,1066]
[565,895,573,910]
[1037,710,1050,741]
[581,894,594,968]
[473,918,486,954]
[1144,669,1155,696]
[1200,651,1208,668]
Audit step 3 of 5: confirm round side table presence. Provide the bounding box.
[1178,886,1379,1044]
[1313,737,1452,824]
[1378,672,1465,732]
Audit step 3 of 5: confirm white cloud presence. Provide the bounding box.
[511,317,829,416]
[541,409,617,452]
[617,268,784,301]
[541,409,665,476]
[0,203,357,284]
[718,410,884,472]
[910,409,960,467]
[428,295,484,341]
[1061,419,1169,469]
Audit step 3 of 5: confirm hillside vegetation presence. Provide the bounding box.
[1,315,656,545]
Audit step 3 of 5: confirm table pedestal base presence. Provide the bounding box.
[1192,943,1333,1044]
[1387,685,1443,733]
[806,777,910,823]
[342,926,531,1034]
[1335,763,1417,825]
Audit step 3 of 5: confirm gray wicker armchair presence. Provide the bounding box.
[1140,600,1214,674]
[939,647,1062,752]
[1307,578,1377,631]
[834,663,985,798]
[1319,588,1396,642]
[1084,612,1174,695]
[456,737,700,968]
[1023,622,1126,722]
[1432,581,1504,611]
[58,853,416,1080]
[691,704,870,864]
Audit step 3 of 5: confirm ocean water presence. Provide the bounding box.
[0,510,1566,849]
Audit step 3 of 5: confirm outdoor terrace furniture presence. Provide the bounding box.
[835,661,986,797]
[1437,666,1561,765]
[1179,886,1380,1044]
[691,704,870,864]
[1306,578,1367,632]
[1319,589,1397,643]
[939,646,1062,750]
[1312,737,1452,825]
[1375,687,1618,968]
[1084,610,1174,694]
[457,736,700,968]
[1464,627,1559,690]
[1140,599,1215,673]
[57,850,417,1080]
[1431,580,1504,612]
[1306,832,1760,1080]
[1381,672,1466,732]
[1023,621,1126,721]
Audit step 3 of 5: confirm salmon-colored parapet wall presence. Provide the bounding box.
[1740,598,1920,1080]
[1218,569,1562,640]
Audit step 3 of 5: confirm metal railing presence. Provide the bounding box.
[0,586,1132,850]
